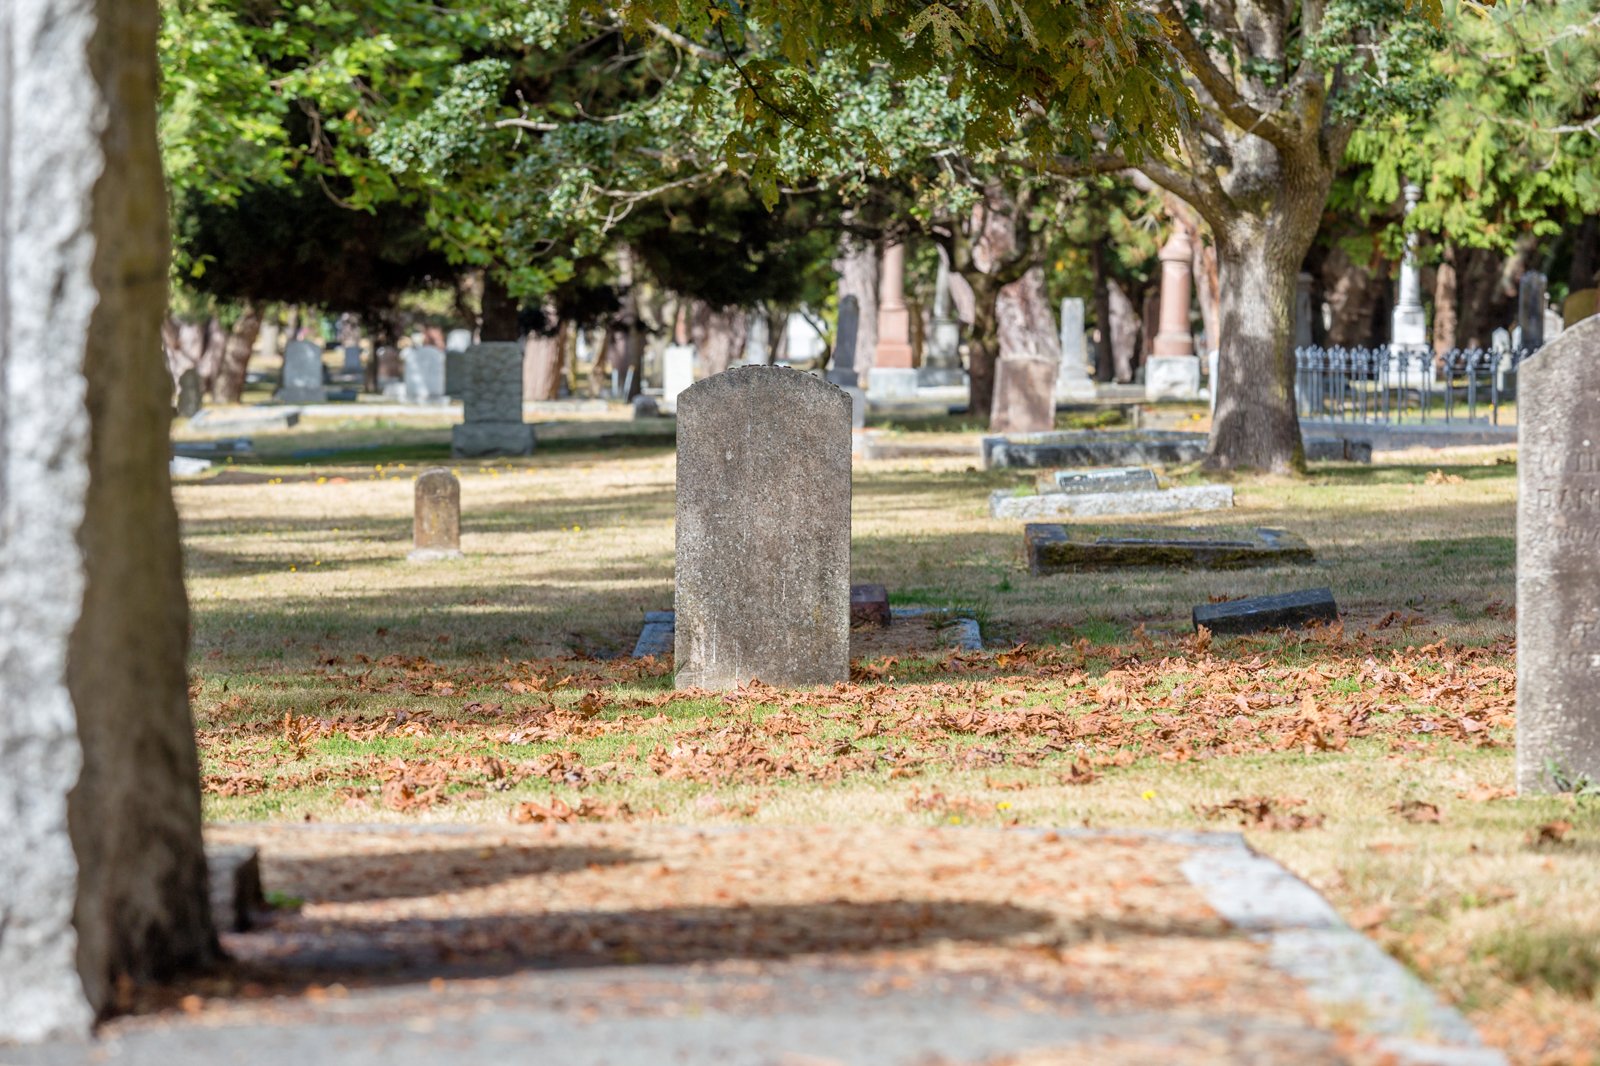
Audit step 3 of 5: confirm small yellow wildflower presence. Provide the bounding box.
[1141,789,1156,801]
[996,802,1012,811]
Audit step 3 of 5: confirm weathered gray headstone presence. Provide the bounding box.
[1026,525,1313,573]
[451,342,534,457]
[341,344,363,375]
[175,366,202,418]
[675,366,851,689]
[445,348,466,397]
[409,469,463,562]
[1194,588,1339,635]
[828,294,860,387]
[1519,271,1548,352]
[2,0,216,1041]
[990,355,1057,434]
[991,484,1233,520]
[1038,467,1159,495]
[1054,297,1096,401]
[661,343,696,409]
[403,344,446,404]
[1517,316,1600,793]
[278,340,327,403]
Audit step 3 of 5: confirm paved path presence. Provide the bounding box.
[4,825,1503,1066]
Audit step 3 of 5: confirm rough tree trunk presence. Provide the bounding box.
[212,299,260,403]
[1209,219,1312,473]
[834,234,878,378]
[1432,245,1458,356]
[967,284,1002,419]
[1091,241,1115,381]
[690,303,748,377]
[1,0,216,1041]
[480,273,519,342]
[1107,279,1140,382]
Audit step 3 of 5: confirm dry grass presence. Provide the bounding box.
[176,410,1600,1064]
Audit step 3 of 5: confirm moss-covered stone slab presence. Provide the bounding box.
[1026,524,1315,572]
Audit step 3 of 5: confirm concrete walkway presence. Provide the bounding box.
[6,825,1504,1066]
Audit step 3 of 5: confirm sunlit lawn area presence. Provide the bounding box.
[177,409,1595,1064]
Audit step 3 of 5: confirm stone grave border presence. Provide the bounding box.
[632,607,982,660]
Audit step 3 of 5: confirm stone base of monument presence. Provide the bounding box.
[451,422,535,458]
[917,364,966,388]
[992,484,1234,520]
[275,385,327,405]
[1054,367,1098,403]
[1144,355,1201,400]
[1027,524,1314,573]
[633,605,981,659]
[1193,588,1339,635]
[407,546,464,564]
[1038,467,1159,494]
[866,366,920,401]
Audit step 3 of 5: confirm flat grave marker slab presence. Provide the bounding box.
[991,484,1233,520]
[1037,467,1159,495]
[1193,588,1339,634]
[1027,524,1314,572]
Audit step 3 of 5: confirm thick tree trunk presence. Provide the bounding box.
[1091,241,1115,381]
[690,303,747,377]
[480,274,519,342]
[1,0,215,1041]
[834,234,878,378]
[1208,228,1305,473]
[212,300,260,403]
[968,296,1000,420]
[1107,279,1140,382]
[1570,215,1599,291]
[1432,245,1458,356]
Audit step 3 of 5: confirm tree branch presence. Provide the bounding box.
[644,20,721,62]
[1157,0,1299,153]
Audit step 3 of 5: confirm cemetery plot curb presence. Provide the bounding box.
[1177,831,1506,1066]
[632,607,982,659]
[990,484,1234,520]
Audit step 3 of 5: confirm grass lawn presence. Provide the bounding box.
[177,405,1595,1065]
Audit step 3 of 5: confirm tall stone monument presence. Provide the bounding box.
[1054,296,1096,402]
[409,469,463,562]
[1,0,216,1041]
[278,340,327,404]
[1517,317,1600,792]
[1389,183,1429,388]
[1145,227,1201,400]
[1519,271,1549,352]
[674,367,851,689]
[868,241,919,400]
[451,343,534,457]
[919,254,965,387]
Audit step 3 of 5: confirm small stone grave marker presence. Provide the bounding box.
[675,366,851,689]
[850,583,891,628]
[1193,588,1338,635]
[1517,316,1600,792]
[278,340,326,404]
[990,356,1057,434]
[662,344,696,410]
[175,367,202,418]
[409,468,462,562]
[403,345,446,404]
[1026,524,1313,573]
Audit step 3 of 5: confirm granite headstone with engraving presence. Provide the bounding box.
[451,343,534,457]
[279,340,326,404]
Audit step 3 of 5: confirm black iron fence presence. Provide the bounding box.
[1294,346,1532,426]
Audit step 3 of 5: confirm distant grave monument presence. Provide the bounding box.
[278,340,327,404]
[409,469,463,562]
[869,241,919,400]
[1517,316,1600,792]
[828,295,867,432]
[1194,588,1338,635]
[403,345,446,404]
[1145,228,1201,400]
[1055,297,1096,402]
[452,343,534,457]
[662,343,696,410]
[991,355,1057,434]
[675,366,851,689]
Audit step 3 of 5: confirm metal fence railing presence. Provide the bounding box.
[1294,346,1532,426]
